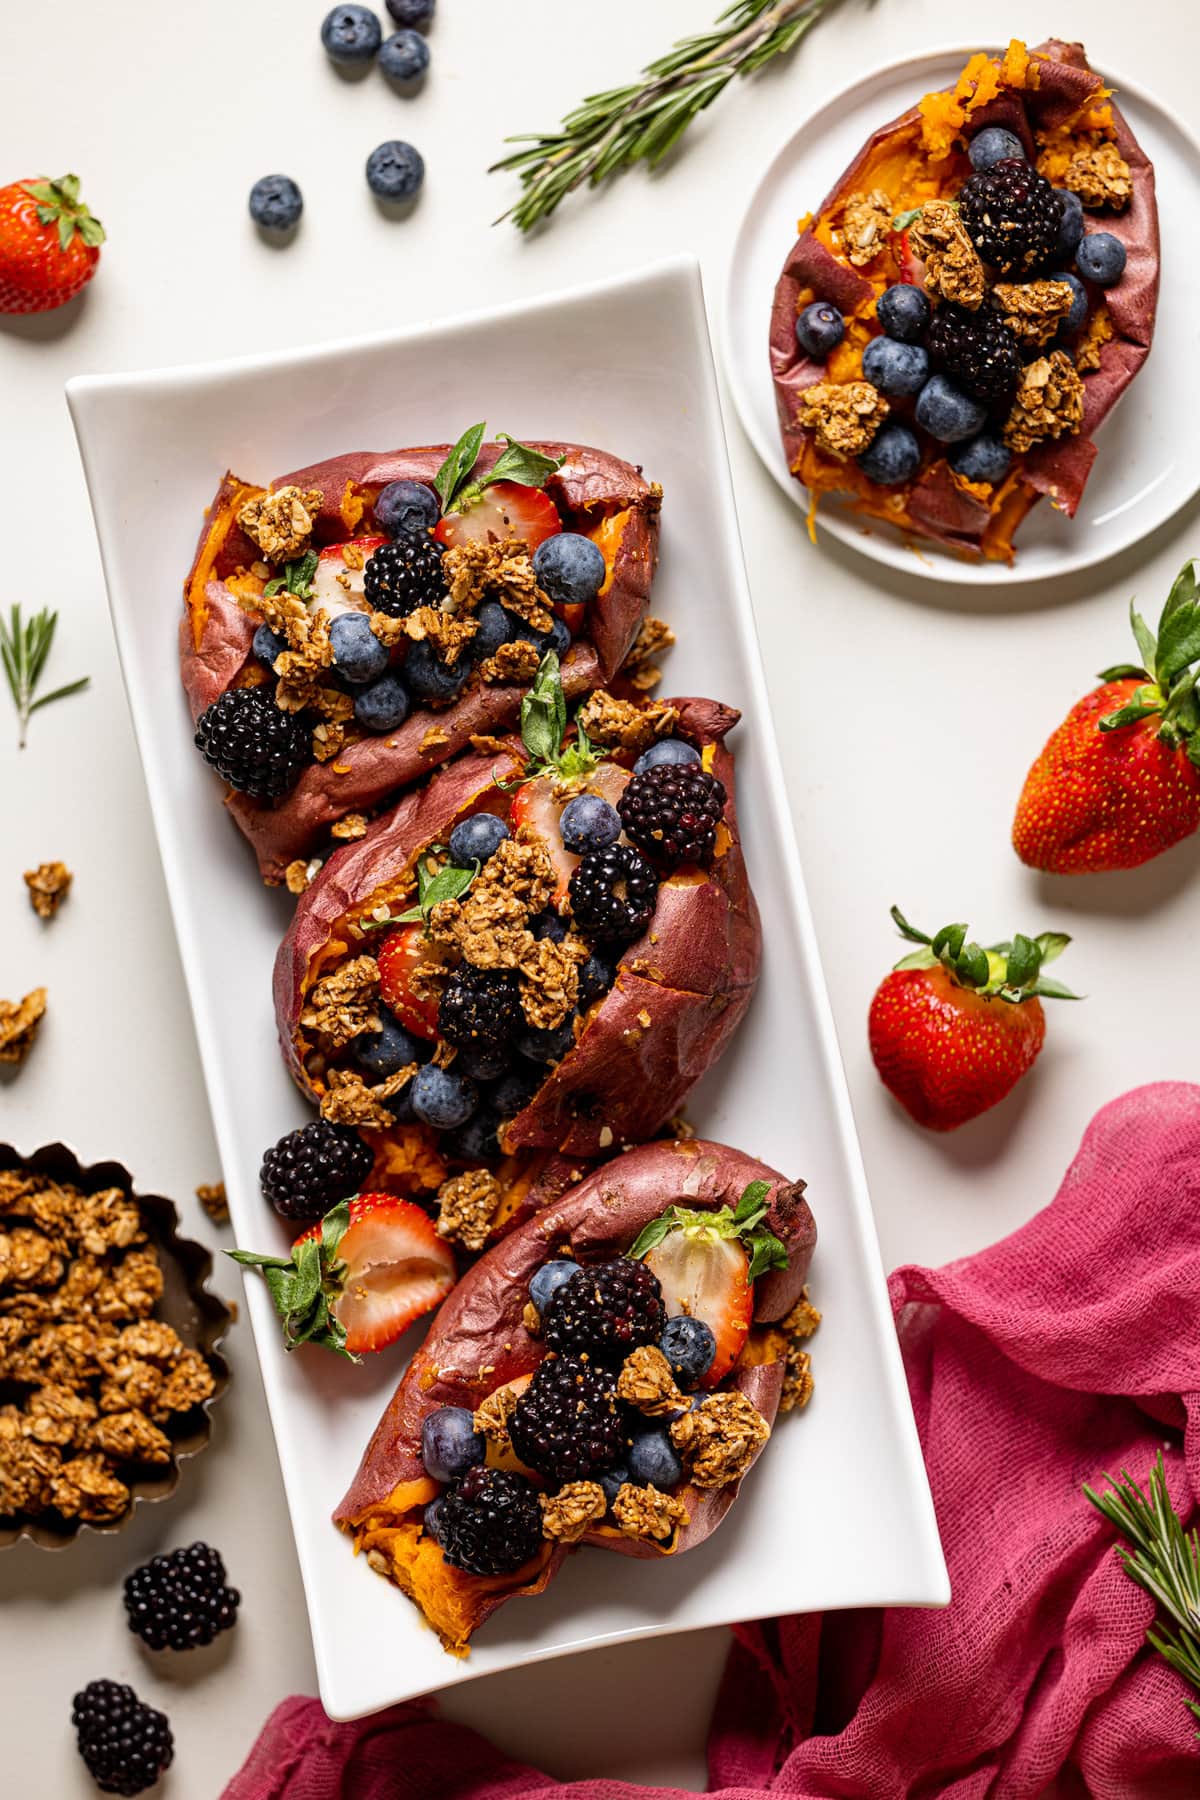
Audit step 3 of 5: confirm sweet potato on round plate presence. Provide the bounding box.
[334,1137,818,1654]
[769,38,1158,561]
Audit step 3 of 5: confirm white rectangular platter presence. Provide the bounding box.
[68,255,947,1720]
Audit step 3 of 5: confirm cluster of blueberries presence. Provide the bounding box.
[794,123,1129,490]
[248,0,434,232]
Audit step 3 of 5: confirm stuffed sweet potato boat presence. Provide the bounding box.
[769,38,1158,561]
[334,1137,819,1653]
[181,427,660,883]
[270,667,760,1249]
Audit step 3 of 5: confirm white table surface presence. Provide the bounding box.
[3,1,1195,1791]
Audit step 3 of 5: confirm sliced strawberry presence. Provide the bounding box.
[310,534,388,617]
[643,1232,753,1386]
[896,228,926,289]
[434,481,561,553]
[377,923,440,1040]
[510,775,576,904]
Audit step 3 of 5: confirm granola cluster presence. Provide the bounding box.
[798,381,889,459]
[24,861,72,921]
[473,1381,518,1453]
[669,1390,770,1487]
[909,200,986,309]
[319,1065,414,1129]
[840,188,893,267]
[540,1480,607,1543]
[616,1345,685,1418]
[778,1290,821,1414]
[441,537,553,632]
[1063,141,1132,211]
[576,691,679,754]
[0,988,46,1067]
[299,954,381,1049]
[479,640,542,686]
[612,1481,689,1543]
[237,485,322,561]
[436,1168,502,1253]
[0,1168,217,1527]
[621,616,675,693]
[1003,350,1086,453]
[989,279,1076,347]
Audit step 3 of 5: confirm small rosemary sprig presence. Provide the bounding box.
[492,0,841,232]
[1084,1452,1200,1731]
[0,605,90,749]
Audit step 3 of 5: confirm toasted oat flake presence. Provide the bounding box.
[670,1390,770,1487]
[1003,350,1085,453]
[23,861,72,920]
[238,485,322,561]
[436,1169,502,1253]
[1063,141,1132,210]
[989,279,1076,346]
[909,200,987,308]
[0,987,47,1066]
[540,1481,607,1542]
[612,1481,689,1542]
[330,814,369,842]
[576,691,679,754]
[473,1383,519,1453]
[617,1345,684,1418]
[840,188,893,266]
[799,380,889,460]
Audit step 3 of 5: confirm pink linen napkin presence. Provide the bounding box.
[225,1081,1200,1799]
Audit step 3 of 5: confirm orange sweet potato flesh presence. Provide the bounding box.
[336,1138,815,1652]
[179,443,660,883]
[768,39,1159,561]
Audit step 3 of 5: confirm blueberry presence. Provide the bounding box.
[947,434,1012,485]
[253,622,286,668]
[531,910,567,942]
[1076,231,1126,287]
[330,612,389,685]
[659,1315,716,1390]
[914,374,987,444]
[1053,189,1085,262]
[968,126,1026,172]
[421,1406,485,1483]
[355,1004,423,1078]
[386,0,434,25]
[560,794,621,855]
[627,1429,684,1489]
[633,738,700,775]
[598,1464,629,1506]
[490,1066,542,1118]
[529,1259,581,1315]
[516,1021,575,1064]
[366,140,425,202]
[469,602,514,663]
[404,639,469,700]
[448,812,509,868]
[385,1081,417,1123]
[354,671,410,733]
[512,615,571,658]
[1057,271,1088,335]
[411,1064,477,1130]
[531,534,606,608]
[794,300,845,359]
[423,1495,445,1541]
[442,1108,501,1160]
[857,423,921,485]
[876,283,931,344]
[248,174,303,232]
[320,4,382,63]
[577,954,614,1007]
[862,336,929,396]
[454,1043,511,1082]
[375,479,438,538]
[379,28,429,82]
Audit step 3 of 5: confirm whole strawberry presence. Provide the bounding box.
[868,906,1079,1132]
[0,174,104,314]
[1013,559,1200,873]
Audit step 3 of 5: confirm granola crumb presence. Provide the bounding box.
[480,640,542,686]
[1063,141,1132,210]
[319,1065,414,1130]
[798,381,889,459]
[989,279,1076,347]
[419,724,450,755]
[1075,305,1114,374]
[436,1169,502,1253]
[195,1183,229,1225]
[779,1288,821,1413]
[670,1390,770,1487]
[909,199,986,309]
[666,1113,695,1142]
[575,691,679,754]
[330,814,369,842]
[616,1345,684,1418]
[237,485,322,561]
[0,988,47,1067]
[1003,350,1085,453]
[469,733,514,757]
[522,1300,542,1335]
[540,1480,607,1543]
[840,188,892,267]
[612,1481,690,1543]
[23,862,72,921]
[473,1384,519,1454]
[621,617,675,696]
[284,858,320,895]
[442,537,552,630]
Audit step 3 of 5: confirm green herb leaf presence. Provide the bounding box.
[627,1187,790,1283]
[892,207,923,231]
[394,851,480,926]
[432,423,488,514]
[486,435,565,491]
[0,603,90,749]
[263,549,319,600]
[520,651,568,766]
[893,947,940,971]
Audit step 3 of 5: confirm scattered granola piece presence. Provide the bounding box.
[237,485,322,561]
[284,858,321,895]
[1003,350,1085,453]
[473,1383,518,1454]
[480,640,541,686]
[576,691,679,754]
[23,861,72,920]
[1075,305,1114,374]
[403,606,480,666]
[366,609,410,650]
[666,1113,696,1142]
[540,1480,607,1543]
[798,381,889,459]
[522,1300,542,1336]
[330,814,369,843]
[612,1481,690,1543]
[909,200,986,308]
[1063,141,1132,210]
[621,616,675,693]
[196,1182,229,1225]
[300,953,381,1049]
[670,1390,770,1487]
[840,188,892,266]
[469,733,515,757]
[436,1169,502,1253]
[616,1345,685,1418]
[441,537,553,630]
[0,987,46,1067]
[989,279,1076,346]
[320,1065,415,1130]
[779,1289,821,1414]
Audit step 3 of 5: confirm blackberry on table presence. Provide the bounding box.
[259,1119,373,1220]
[123,1541,241,1652]
[926,305,1022,403]
[958,158,1061,275]
[510,1354,625,1484]
[194,688,309,801]
[362,535,447,617]
[438,966,523,1056]
[568,843,658,945]
[71,1680,173,1797]
[542,1258,667,1362]
[438,1465,542,1576]
[618,763,727,868]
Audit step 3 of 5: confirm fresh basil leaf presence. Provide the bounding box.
[734,1179,771,1224]
[892,207,922,231]
[747,1230,790,1282]
[1158,558,1200,629]
[1129,602,1159,678]
[1004,933,1041,990]
[1033,975,1083,1000]
[487,435,565,491]
[520,651,567,766]
[1155,603,1200,687]
[1035,931,1071,965]
[422,861,479,913]
[628,1209,681,1261]
[889,905,931,946]
[1097,663,1148,682]
[433,422,487,514]
[264,550,319,601]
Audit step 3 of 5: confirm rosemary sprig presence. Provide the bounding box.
[0,605,90,749]
[1084,1452,1200,1731]
[492,0,841,232]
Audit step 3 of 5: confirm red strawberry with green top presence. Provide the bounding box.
[230,1193,456,1358]
[868,906,1080,1132]
[0,174,105,314]
[429,423,564,552]
[1013,560,1200,873]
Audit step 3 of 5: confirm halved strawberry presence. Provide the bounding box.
[310,534,388,617]
[230,1193,456,1359]
[377,923,440,1040]
[434,482,560,553]
[509,761,632,907]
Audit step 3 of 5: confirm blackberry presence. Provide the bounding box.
[438,966,522,1055]
[618,763,727,868]
[259,1119,373,1220]
[542,1258,666,1362]
[71,1681,173,1797]
[568,843,658,945]
[958,158,1061,275]
[362,535,446,617]
[438,1465,542,1576]
[926,305,1022,403]
[123,1541,241,1652]
[509,1354,625,1483]
[194,688,309,801]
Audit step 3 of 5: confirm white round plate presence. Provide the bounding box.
[722,46,1199,584]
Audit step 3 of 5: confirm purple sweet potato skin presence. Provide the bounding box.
[334,1137,815,1538]
[274,696,761,1158]
[768,40,1159,553]
[180,444,659,883]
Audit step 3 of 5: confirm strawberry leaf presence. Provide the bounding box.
[931,922,967,961]
[1099,686,1162,732]
[733,1180,771,1227]
[627,1207,684,1261]
[433,422,487,514]
[746,1229,790,1282]
[1098,663,1148,681]
[889,904,931,946]
[1032,974,1082,1001]
[1158,558,1200,629]
[1035,931,1071,965]
[894,947,939,971]
[953,942,989,988]
[627,1186,789,1282]
[1004,934,1041,990]
[1155,603,1200,688]
[228,1202,359,1360]
[1130,602,1159,677]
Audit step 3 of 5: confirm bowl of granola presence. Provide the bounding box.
[0,1142,231,1549]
